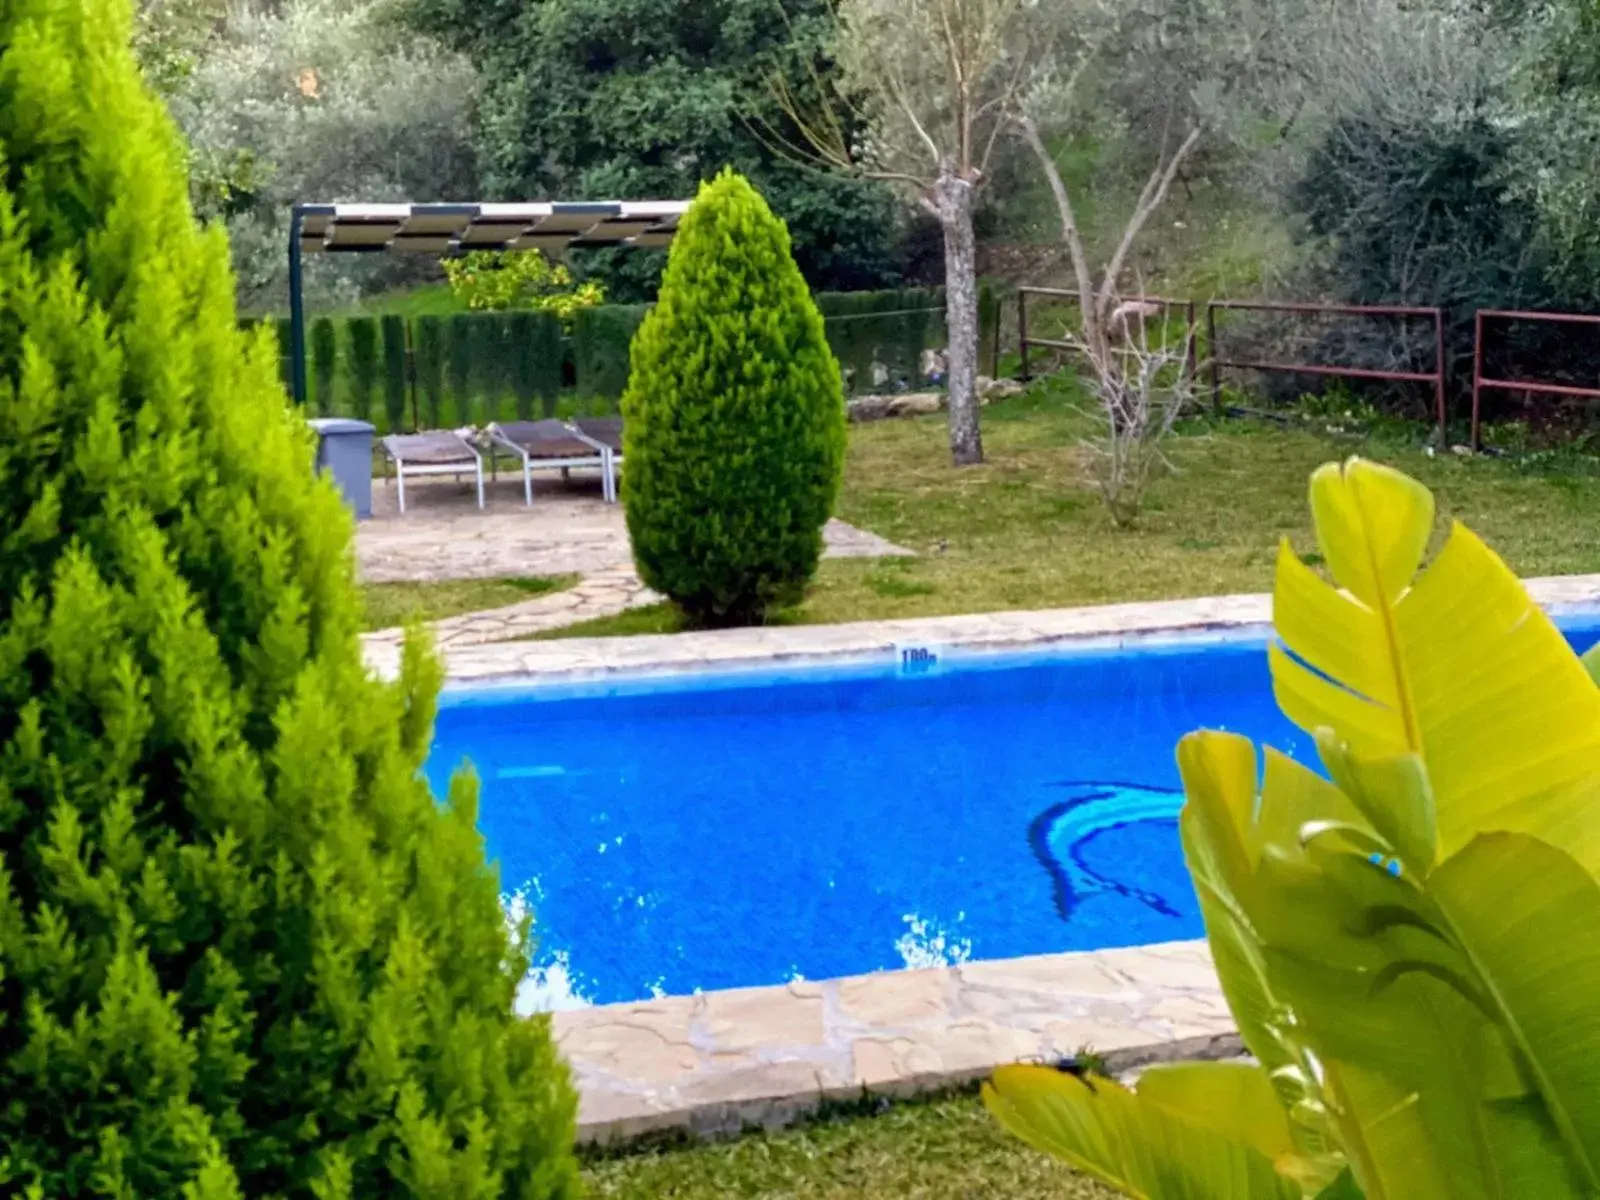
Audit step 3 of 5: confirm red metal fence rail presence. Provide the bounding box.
[1206,300,1448,444]
[1471,310,1600,450]
[1017,287,1198,383]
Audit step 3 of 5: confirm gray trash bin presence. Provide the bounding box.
[307,417,375,519]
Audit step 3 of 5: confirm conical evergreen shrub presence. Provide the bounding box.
[0,0,579,1195]
[622,171,846,625]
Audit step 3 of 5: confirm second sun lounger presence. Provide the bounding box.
[570,417,624,503]
[486,420,610,506]
[380,430,484,514]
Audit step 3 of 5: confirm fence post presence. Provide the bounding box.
[1432,307,1447,449]
[1017,289,1030,382]
[1471,309,1484,452]
[287,206,307,406]
[1206,303,1221,414]
[1185,300,1198,386]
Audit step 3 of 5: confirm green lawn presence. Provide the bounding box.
[360,574,576,631]
[581,1090,1113,1199]
[539,378,1600,639]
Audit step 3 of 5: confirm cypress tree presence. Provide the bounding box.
[415,315,447,429]
[345,316,379,422]
[380,314,410,432]
[623,171,846,625]
[444,313,476,427]
[310,316,339,416]
[0,0,579,1194]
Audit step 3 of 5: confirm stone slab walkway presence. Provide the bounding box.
[556,940,1236,1144]
[363,566,659,666]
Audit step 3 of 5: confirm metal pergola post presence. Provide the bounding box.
[288,203,307,406]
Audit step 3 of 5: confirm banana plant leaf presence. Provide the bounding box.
[982,1063,1304,1199]
[1269,459,1600,873]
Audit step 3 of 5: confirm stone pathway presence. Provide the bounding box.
[557,940,1236,1144]
[363,566,658,669]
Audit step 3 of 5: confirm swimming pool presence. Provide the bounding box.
[426,611,1600,1010]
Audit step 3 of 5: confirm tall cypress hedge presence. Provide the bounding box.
[0,0,579,1193]
[573,304,649,401]
[623,171,846,625]
[506,309,565,419]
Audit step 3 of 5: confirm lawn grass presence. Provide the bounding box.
[539,376,1600,639]
[580,1090,1112,1199]
[360,575,576,632]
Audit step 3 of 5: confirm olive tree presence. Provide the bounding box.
[773,0,1060,465]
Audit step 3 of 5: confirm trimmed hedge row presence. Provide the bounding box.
[248,286,999,431]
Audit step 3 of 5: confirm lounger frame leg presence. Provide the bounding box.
[397,462,407,514]
[523,454,533,506]
[475,456,485,510]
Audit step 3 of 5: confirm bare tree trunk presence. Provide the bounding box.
[930,169,983,466]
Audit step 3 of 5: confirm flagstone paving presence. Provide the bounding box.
[356,474,907,585]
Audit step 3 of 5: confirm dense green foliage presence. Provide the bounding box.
[623,172,846,624]
[396,0,921,300]
[441,250,604,318]
[0,0,579,1193]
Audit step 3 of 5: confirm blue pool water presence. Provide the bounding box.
[426,612,1600,1009]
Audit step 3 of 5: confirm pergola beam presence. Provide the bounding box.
[285,199,688,405]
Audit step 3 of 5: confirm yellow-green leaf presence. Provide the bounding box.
[1271,456,1600,872]
[982,1065,1302,1200]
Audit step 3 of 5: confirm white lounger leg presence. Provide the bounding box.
[396,461,407,514]
[475,455,485,509]
[523,454,532,506]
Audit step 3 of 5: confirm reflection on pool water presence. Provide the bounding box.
[424,610,1600,1009]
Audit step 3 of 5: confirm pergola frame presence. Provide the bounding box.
[285,199,689,406]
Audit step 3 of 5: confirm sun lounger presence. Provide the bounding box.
[569,417,624,503]
[380,430,484,513]
[486,419,610,506]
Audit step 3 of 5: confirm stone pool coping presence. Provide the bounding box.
[405,573,1600,1144]
[364,571,1600,687]
[556,940,1238,1144]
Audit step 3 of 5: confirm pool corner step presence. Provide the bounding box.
[553,938,1238,1145]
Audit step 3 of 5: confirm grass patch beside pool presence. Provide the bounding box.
[361,575,577,632]
[580,1090,1112,1199]
[540,378,1600,639]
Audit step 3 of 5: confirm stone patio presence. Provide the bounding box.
[357,472,908,584]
